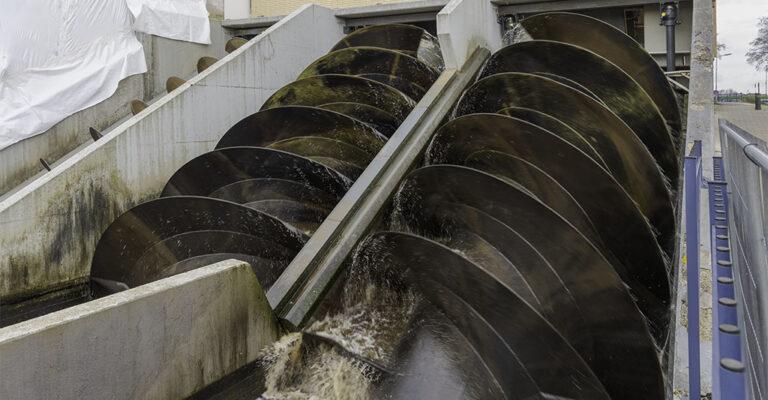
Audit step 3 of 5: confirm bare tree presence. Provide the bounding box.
[717,42,727,58]
[746,17,768,71]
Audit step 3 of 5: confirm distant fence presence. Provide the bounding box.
[719,120,768,399]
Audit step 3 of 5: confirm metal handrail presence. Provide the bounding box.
[720,119,768,172]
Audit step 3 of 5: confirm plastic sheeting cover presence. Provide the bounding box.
[128,0,211,44]
[0,0,210,151]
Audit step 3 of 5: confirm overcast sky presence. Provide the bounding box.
[716,0,768,92]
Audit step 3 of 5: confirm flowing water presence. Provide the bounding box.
[259,273,421,400]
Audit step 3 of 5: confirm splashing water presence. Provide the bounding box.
[259,278,420,399]
[260,332,376,400]
[307,283,419,365]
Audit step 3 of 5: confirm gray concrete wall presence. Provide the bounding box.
[0,20,230,198]
[144,19,231,99]
[0,259,279,400]
[0,4,344,304]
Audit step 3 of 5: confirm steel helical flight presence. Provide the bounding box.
[90,24,443,293]
[344,14,679,399]
[92,15,680,400]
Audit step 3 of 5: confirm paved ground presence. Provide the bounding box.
[715,103,768,147]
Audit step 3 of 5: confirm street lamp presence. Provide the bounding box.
[715,52,732,102]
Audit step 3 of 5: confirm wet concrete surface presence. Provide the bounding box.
[0,283,93,328]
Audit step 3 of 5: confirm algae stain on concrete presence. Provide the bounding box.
[1,166,154,303]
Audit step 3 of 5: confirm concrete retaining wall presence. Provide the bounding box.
[0,20,231,198]
[0,4,344,303]
[436,0,502,69]
[0,259,279,400]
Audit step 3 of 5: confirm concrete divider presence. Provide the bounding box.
[0,4,344,303]
[436,0,502,69]
[0,259,279,400]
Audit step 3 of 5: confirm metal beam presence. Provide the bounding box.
[223,0,448,32]
[335,0,447,18]
[267,48,490,330]
[343,12,438,28]
[222,15,282,30]
[496,0,688,15]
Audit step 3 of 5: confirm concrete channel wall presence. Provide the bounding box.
[0,260,279,400]
[0,4,344,304]
[0,20,231,198]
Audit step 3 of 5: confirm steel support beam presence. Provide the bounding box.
[496,0,690,15]
[223,0,449,34]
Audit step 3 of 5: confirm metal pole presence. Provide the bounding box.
[666,24,676,72]
[715,57,718,99]
[661,2,679,72]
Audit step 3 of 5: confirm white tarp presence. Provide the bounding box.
[128,0,211,44]
[0,0,209,151]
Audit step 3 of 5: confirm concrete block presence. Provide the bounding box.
[437,0,502,70]
[0,259,279,400]
[0,5,344,303]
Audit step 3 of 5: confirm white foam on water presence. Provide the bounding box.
[259,281,420,399]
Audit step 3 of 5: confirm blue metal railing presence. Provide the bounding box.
[684,140,703,399]
[711,155,747,400]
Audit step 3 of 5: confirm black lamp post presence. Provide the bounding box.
[660,2,679,72]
